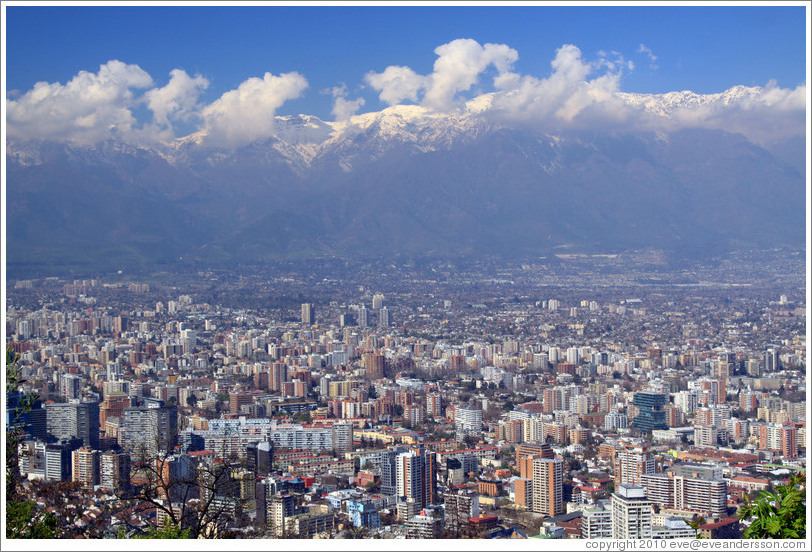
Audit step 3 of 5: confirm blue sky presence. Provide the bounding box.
[5,4,807,119]
[3,3,808,148]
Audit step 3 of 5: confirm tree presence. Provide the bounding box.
[129,522,190,539]
[124,445,242,538]
[684,515,706,539]
[5,499,60,539]
[738,471,805,539]
[5,345,61,539]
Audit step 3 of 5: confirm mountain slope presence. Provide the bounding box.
[6,106,805,277]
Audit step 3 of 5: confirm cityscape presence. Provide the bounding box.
[4,251,807,543]
[3,2,808,548]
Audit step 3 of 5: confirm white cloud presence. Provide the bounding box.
[366,38,518,112]
[637,43,658,70]
[332,96,365,122]
[365,65,428,106]
[200,71,308,147]
[145,69,209,128]
[663,82,808,143]
[6,60,154,143]
[423,39,518,111]
[323,82,366,121]
[490,44,629,126]
[5,44,805,149]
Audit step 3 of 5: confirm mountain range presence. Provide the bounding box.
[6,92,806,277]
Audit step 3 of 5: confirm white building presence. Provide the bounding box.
[611,484,653,539]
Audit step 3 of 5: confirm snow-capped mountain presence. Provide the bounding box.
[6,93,806,277]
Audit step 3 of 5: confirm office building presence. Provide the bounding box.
[633,392,668,432]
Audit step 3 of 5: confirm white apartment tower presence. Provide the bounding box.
[612,484,653,539]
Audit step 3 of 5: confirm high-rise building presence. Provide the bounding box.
[455,407,483,437]
[358,307,369,327]
[331,421,353,453]
[59,373,82,400]
[612,484,653,539]
[364,352,386,380]
[581,499,613,538]
[7,391,47,440]
[614,444,655,487]
[396,446,437,508]
[72,447,101,487]
[45,400,100,449]
[633,392,668,432]
[746,358,763,377]
[269,493,297,537]
[759,423,798,458]
[426,393,443,419]
[120,405,178,457]
[604,409,628,431]
[379,447,407,496]
[378,306,391,328]
[100,450,130,491]
[516,443,554,479]
[531,457,563,517]
[301,303,315,326]
[372,294,385,310]
[763,349,780,373]
[100,393,131,432]
[641,463,727,518]
[245,441,273,476]
[45,441,76,482]
[443,490,479,536]
[694,425,719,447]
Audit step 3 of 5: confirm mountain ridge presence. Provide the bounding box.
[6,98,806,278]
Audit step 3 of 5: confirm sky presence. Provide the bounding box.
[3,2,809,147]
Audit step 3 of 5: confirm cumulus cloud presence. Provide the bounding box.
[145,69,209,127]
[5,44,805,148]
[200,71,308,147]
[323,83,365,121]
[365,65,429,106]
[490,44,630,127]
[332,96,365,121]
[6,60,154,143]
[6,62,308,147]
[423,39,518,111]
[365,38,518,112]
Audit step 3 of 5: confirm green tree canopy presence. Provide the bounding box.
[738,471,805,539]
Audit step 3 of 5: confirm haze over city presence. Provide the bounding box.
[2,2,809,549]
